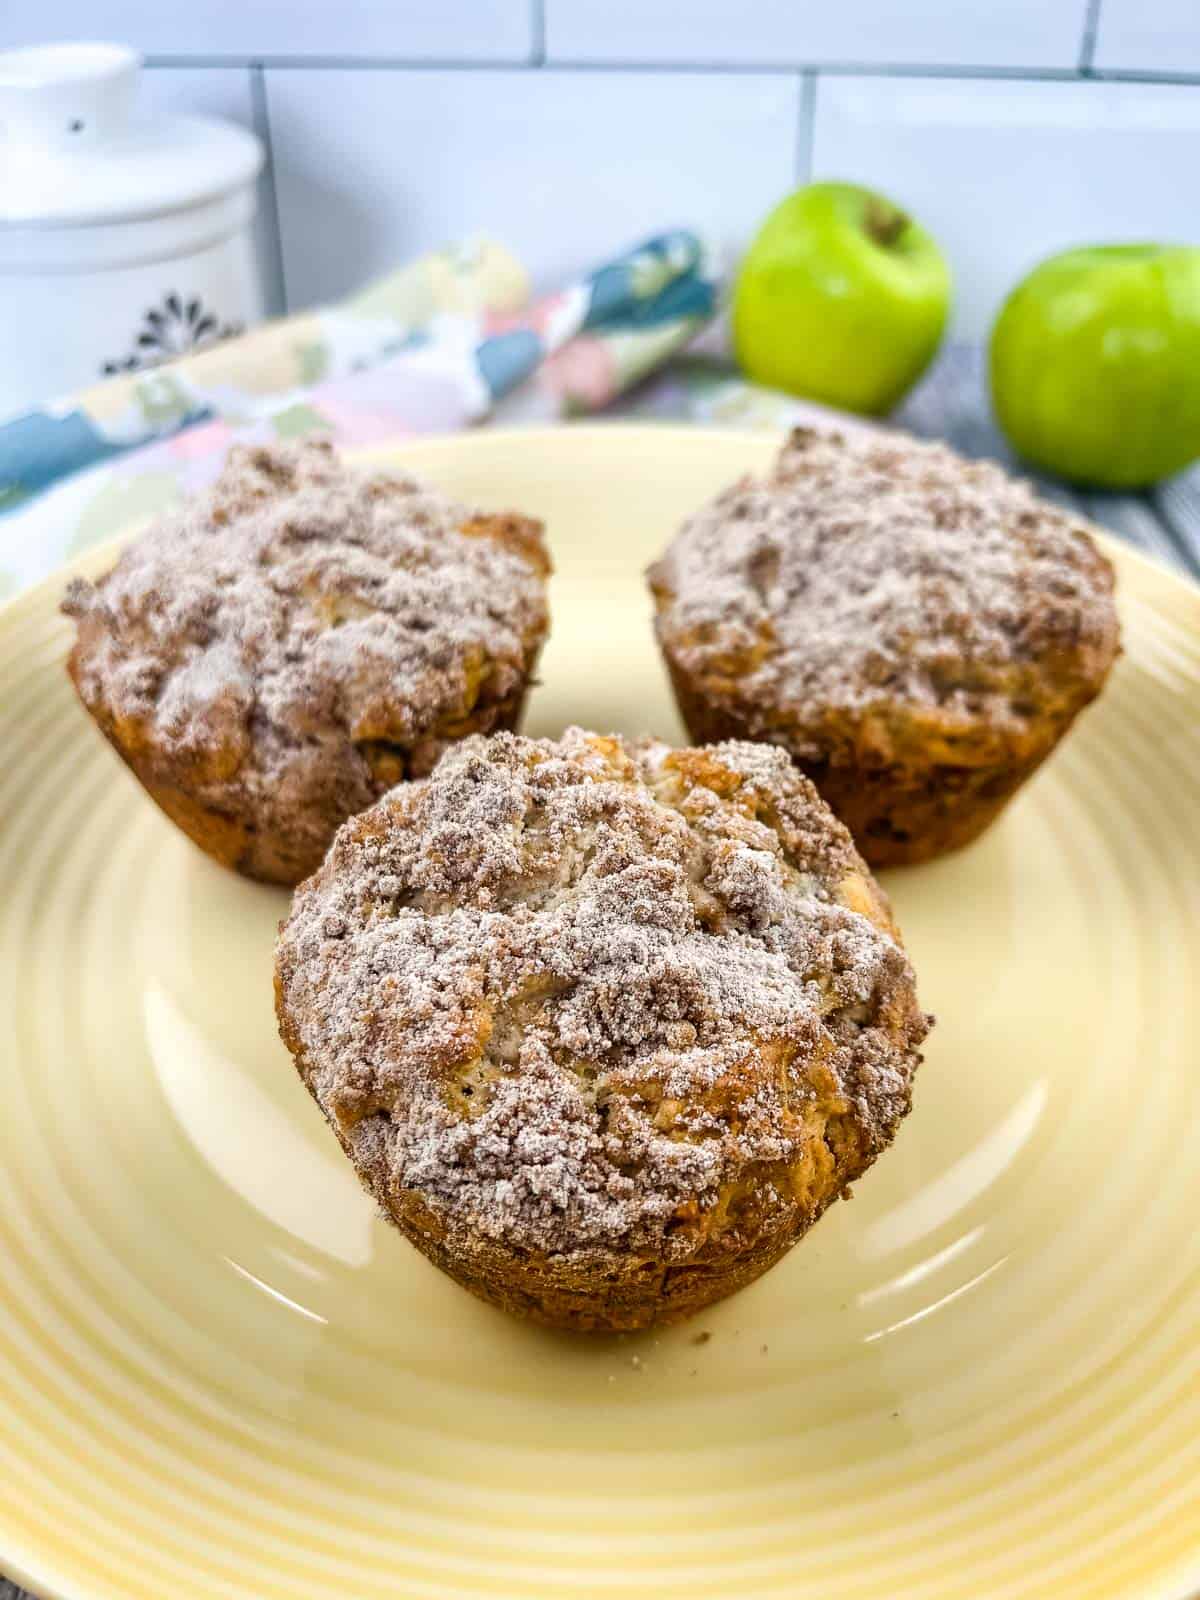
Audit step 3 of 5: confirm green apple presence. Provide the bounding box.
[991,245,1200,489]
[733,181,951,415]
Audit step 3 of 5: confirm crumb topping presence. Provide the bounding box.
[63,440,549,856]
[275,728,928,1260]
[650,428,1118,726]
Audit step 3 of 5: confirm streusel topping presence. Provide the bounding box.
[64,440,549,840]
[275,728,928,1259]
[650,428,1118,723]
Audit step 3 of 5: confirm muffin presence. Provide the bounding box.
[63,441,550,884]
[649,428,1121,866]
[274,727,930,1333]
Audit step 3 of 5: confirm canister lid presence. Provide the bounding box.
[0,42,263,226]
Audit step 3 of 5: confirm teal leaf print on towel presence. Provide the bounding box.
[477,330,544,398]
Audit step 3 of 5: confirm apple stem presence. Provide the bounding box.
[864,198,910,249]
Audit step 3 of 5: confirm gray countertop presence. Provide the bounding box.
[2,353,1196,1600]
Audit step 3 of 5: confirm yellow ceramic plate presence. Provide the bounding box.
[1,426,1198,1600]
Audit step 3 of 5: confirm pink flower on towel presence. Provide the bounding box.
[539,336,618,412]
[166,419,236,460]
[484,292,568,341]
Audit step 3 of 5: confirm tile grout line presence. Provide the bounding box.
[139,55,1200,85]
[530,0,546,66]
[248,65,289,317]
[796,70,817,183]
[1079,0,1105,73]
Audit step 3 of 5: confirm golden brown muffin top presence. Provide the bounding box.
[650,428,1119,730]
[64,439,549,817]
[275,728,929,1261]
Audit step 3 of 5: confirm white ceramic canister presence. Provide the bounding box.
[0,41,264,416]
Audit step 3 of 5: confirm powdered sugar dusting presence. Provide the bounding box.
[275,727,929,1261]
[651,427,1118,724]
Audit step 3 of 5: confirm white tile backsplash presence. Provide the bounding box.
[141,65,254,124]
[10,0,1197,341]
[1094,0,1200,73]
[7,0,533,62]
[812,76,1200,341]
[264,68,800,308]
[546,0,1090,70]
[142,67,284,315]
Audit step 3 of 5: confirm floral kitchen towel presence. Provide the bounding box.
[0,230,722,594]
[0,227,870,604]
[0,231,716,516]
[0,238,526,511]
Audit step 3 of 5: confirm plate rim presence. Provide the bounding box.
[2,421,1199,1600]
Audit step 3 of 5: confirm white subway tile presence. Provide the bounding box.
[265,68,800,309]
[1093,0,1200,74]
[5,0,533,62]
[546,0,1089,70]
[142,67,284,315]
[141,65,255,125]
[812,76,1200,341]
